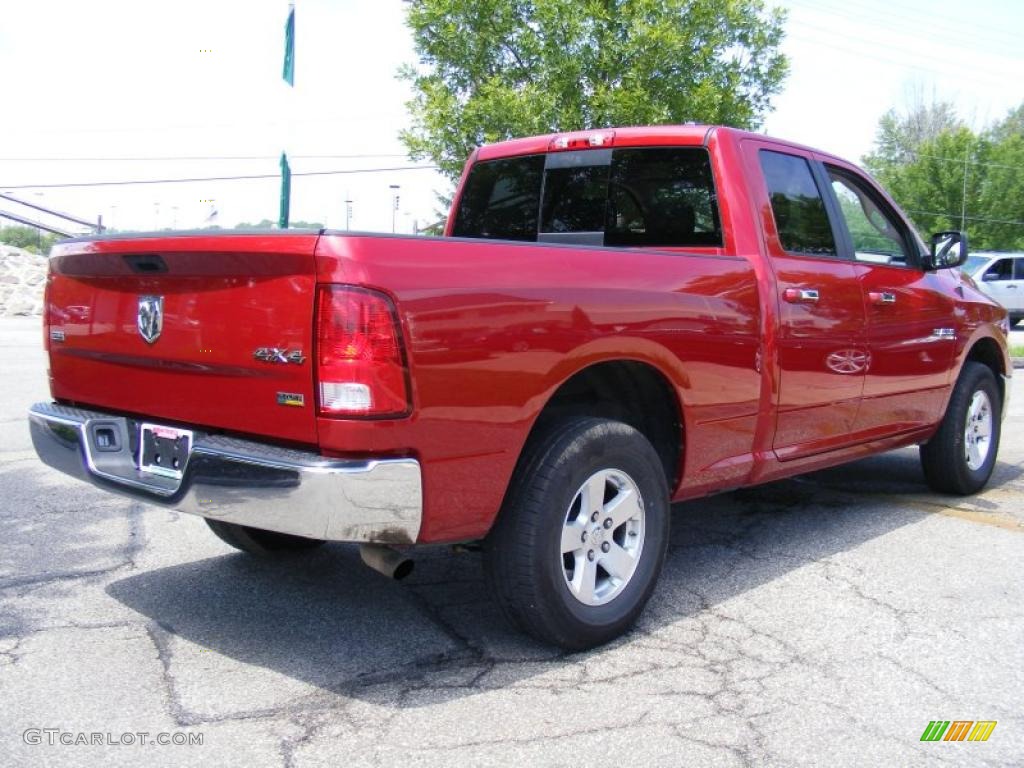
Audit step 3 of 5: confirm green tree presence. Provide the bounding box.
[978,110,1024,250]
[233,219,323,230]
[0,226,61,254]
[865,102,1024,251]
[864,100,963,169]
[400,0,788,181]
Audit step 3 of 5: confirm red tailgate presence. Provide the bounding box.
[45,232,321,445]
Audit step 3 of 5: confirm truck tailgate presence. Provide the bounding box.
[45,232,320,444]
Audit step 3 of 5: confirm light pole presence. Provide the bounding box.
[389,184,400,233]
[344,195,353,231]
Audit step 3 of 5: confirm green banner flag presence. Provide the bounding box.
[279,152,291,229]
[282,5,295,86]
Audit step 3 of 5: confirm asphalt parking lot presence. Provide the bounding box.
[2,315,1022,767]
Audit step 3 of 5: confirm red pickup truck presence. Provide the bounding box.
[30,126,1010,649]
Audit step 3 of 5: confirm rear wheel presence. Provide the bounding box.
[920,362,1001,495]
[204,519,326,555]
[484,418,670,650]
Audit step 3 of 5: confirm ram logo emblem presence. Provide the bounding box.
[137,295,164,344]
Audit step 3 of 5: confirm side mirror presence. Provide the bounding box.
[982,271,998,282]
[927,231,968,270]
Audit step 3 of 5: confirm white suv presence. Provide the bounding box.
[963,252,1024,326]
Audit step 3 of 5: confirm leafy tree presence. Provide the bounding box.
[400,0,788,181]
[0,226,61,254]
[233,219,324,230]
[864,99,963,169]
[865,102,1024,251]
[978,129,1024,250]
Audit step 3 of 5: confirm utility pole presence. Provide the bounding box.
[960,145,970,232]
[389,184,400,233]
[344,194,353,231]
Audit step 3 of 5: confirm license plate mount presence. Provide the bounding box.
[138,423,193,480]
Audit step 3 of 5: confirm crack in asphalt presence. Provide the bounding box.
[2,442,1022,764]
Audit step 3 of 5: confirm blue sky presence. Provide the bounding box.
[0,0,1020,234]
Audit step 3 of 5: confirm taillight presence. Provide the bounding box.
[42,273,52,352]
[315,285,410,417]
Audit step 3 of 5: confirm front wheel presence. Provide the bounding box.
[920,362,1001,495]
[484,418,670,650]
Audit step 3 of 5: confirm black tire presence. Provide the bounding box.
[920,362,1001,495]
[484,418,670,651]
[204,519,326,555]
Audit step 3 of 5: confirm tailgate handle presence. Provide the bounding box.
[124,254,168,273]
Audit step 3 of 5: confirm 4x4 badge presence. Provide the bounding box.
[254,347,306,365]
[137,295,163,344]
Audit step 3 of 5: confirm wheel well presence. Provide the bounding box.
[965,338,1006,405]
[529,361,683,488]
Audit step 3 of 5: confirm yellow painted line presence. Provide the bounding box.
[902,500,1022,532]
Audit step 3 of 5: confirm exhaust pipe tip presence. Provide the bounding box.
[359,544,414,581]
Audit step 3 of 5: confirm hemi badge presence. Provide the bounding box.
[277,392,305,407]
[932,328,956,340]
[49,329,65,342]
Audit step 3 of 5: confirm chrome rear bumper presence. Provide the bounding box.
[28,402,422,544]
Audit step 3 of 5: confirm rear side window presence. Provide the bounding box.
[759,150,837,257]
[606,148,721,246]
[451,155,544,241]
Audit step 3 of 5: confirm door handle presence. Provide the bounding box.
[869,291,896,305]
[783,288,819,304]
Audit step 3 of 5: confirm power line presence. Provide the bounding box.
[785,0,1021,52]
[0,153,410,162]
[905,151,1024,173]
[786,23,1014,82]
[2,165,440,190]
[0,210,74,237]
[905,209,1024,227]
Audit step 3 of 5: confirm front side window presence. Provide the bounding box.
[962,255,991,276]
[984,259,1014,281]
[828,168,913,266]
[451,155,544,241]
[759,150,837,257]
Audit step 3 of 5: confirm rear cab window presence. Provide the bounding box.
[451,155,544,241]
[452,146,722,248]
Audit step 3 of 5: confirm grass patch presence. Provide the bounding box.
[1011,345,1024,358]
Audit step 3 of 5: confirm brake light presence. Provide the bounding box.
[315,285,410,417]
[549,131,616,151]
[42,274,52,352]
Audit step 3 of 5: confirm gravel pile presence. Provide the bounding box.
[0,244,47,316]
